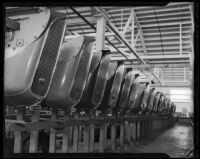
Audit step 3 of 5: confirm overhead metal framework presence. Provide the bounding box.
[5,2,194,86]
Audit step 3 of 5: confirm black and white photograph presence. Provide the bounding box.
[3,2,199,158]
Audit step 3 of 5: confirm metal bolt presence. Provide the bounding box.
[16,39,24,47]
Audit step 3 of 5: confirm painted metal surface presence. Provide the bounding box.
[119,70,135,112]
[108,63,126,109]
[127,74,140,111]
[5,10,67,106]
[44,35,95,110]
[96,61,118,113]
[92,51,112,108]
[75,50,103,113]
[131,83,148,114]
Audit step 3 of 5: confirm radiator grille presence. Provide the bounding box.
[70,42,93,101]
[92,55,110,105]
[108,70,122,107]
[31,19,66,96]
[120,75,131,109]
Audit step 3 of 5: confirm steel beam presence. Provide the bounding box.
[93,7,162,84]
[189,4,194,33]
[124,61,190,66]
[111,54,190,61]
[125,63,191,68]
[189,4,194,71]
[70,7,161,84]
[132,10,147,54]
[131,13,135,47]
[122,10,134,35]
[96,16,106,51]
[180,23,182,55]
[107,4,190,15]
[70,7,132,63]
[92,7,145,64]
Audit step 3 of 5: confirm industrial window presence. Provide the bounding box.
[170,89,192,102]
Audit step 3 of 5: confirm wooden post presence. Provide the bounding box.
[13,107,24,153]
[144,120,146,138]
[69,126,73,150]
[62,111,70,153]
[131,121,136,141]
[149,119,152,133]
[130,122,132,142]
[72,111,80,152]
[142,120,145,139]
[142,120,144,138]
[145,120,147,137]
[111,124,116,151]
[29,110,40,153]
[147,119,149,137]
[104,122,107,148]
[120,121,124,152]
[89,114,95,152]
[126,121,131,144]
[99,122,105,152]
[136,121,140,141]
[83,124,90,152]
[140,120,143,140]
[83,115,90,153]
[49,110,57,153]
[79,125,83,143]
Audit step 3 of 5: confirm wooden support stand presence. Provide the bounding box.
[49,110,57,153]
[72,111,80,152]
[131,121,136,142]
[83,125,90,152]
[13,108,24,153]
[136,121,140,141]
[89,114,95,152]
[145,120,148,137]
[120,122,124,152]
[99,122,105,152]
[83,115,90,152]
[29,110,40,153]
[125,120,131,144]
[104,122,107,148]
[62,111,70,153]
[7,107,175,154]
[79,126,83,143]
[111,124,116,151]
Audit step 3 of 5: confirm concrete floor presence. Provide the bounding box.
[55,125,193,158]
[123,125,193,158]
